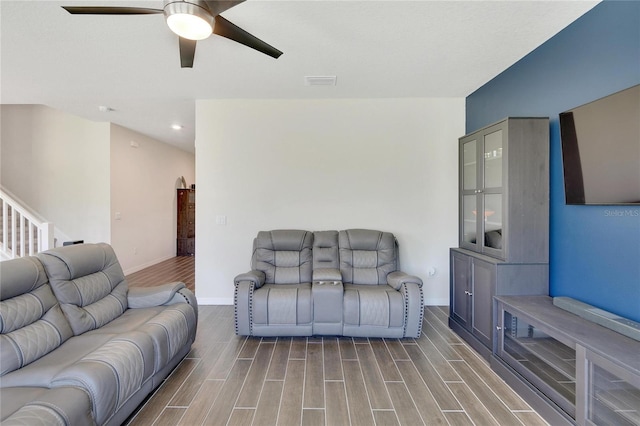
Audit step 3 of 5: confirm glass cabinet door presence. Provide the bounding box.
[482,129,503,254]
[462,139,477,191]
[483,129,503,189]
[462,195,477,246]
[459,124,506,256]
[460,138,479,250]
[483,193,502,251]
[586,352,640,426]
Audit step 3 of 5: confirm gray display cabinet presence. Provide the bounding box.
[450,117,550,359]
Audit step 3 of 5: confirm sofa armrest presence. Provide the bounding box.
[387,271,423,290]
[234,271,264,336]
[127,282,186,308]
[313,268,342,283]
[234,270,266,289]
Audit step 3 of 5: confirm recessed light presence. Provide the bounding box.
[171,124,183,130]
[98,105,114,113]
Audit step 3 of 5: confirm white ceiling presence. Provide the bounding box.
[1,0,599,153]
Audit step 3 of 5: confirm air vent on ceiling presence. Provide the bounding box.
[305,76,337,86]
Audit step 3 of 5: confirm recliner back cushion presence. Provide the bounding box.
[339,229,397,285]
[38,243,128,335]
[252,230,313,284]
[0,257,73,375]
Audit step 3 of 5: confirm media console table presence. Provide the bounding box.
[492,295,640,426]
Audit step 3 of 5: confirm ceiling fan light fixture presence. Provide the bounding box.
[165,1,213,41]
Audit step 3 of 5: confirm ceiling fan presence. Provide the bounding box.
[62,0,283,68]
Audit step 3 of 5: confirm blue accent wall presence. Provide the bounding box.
[466,1,640,322]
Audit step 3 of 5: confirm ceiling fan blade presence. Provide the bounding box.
[62,6,163,15]
[213,15,282,59]
[179,37,197,68]
[203,1,245,17]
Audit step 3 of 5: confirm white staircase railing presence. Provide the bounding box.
[0,189,54,259]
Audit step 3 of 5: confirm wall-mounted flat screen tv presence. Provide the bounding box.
[559,84,640,205]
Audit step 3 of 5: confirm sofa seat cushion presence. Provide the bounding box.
[83,304,196,373]
[343,284,405,328]
[0,386,93,425]
[83,306,166,335]
[136,303,197,371]
[1,403,68,426]
[50,330,155,425]
[1,387,50,421]
[0,332,116,388]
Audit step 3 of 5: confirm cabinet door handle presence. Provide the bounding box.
[496,326,502,331]
[464,290,473,296]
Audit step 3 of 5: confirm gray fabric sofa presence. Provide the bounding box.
[234,229,424,338]
[0,243,197,426]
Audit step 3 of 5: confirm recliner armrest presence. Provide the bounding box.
[234,270,266,289]
[313,268,342,283]
[128,281,186,308]
[387,271,423,290]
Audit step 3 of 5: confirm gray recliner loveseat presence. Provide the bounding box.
[0,243,197,426]
[234,229,424,338]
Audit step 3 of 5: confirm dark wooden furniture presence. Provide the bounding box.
[177,188,195,256]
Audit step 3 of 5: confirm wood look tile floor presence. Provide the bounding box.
[127,256,195,293]
[126,258,549,426]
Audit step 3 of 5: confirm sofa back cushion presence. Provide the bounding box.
[37,243,128,335]
[252,230,313,284]
[0,256,74,376]
[339,229,397,285]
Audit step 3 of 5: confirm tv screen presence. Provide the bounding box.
[559,84,640,205]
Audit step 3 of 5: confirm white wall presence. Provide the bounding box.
[1,105,196,275]
[0,105,111,244]
[110,124,195,273]
[195,98,464,305]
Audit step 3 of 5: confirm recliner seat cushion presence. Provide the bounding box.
[343,284,404,328]
[38,243,128,335]
[252,283,312,326]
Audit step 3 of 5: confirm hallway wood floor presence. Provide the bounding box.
[125,258,548,426]
[127,256,195,292]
